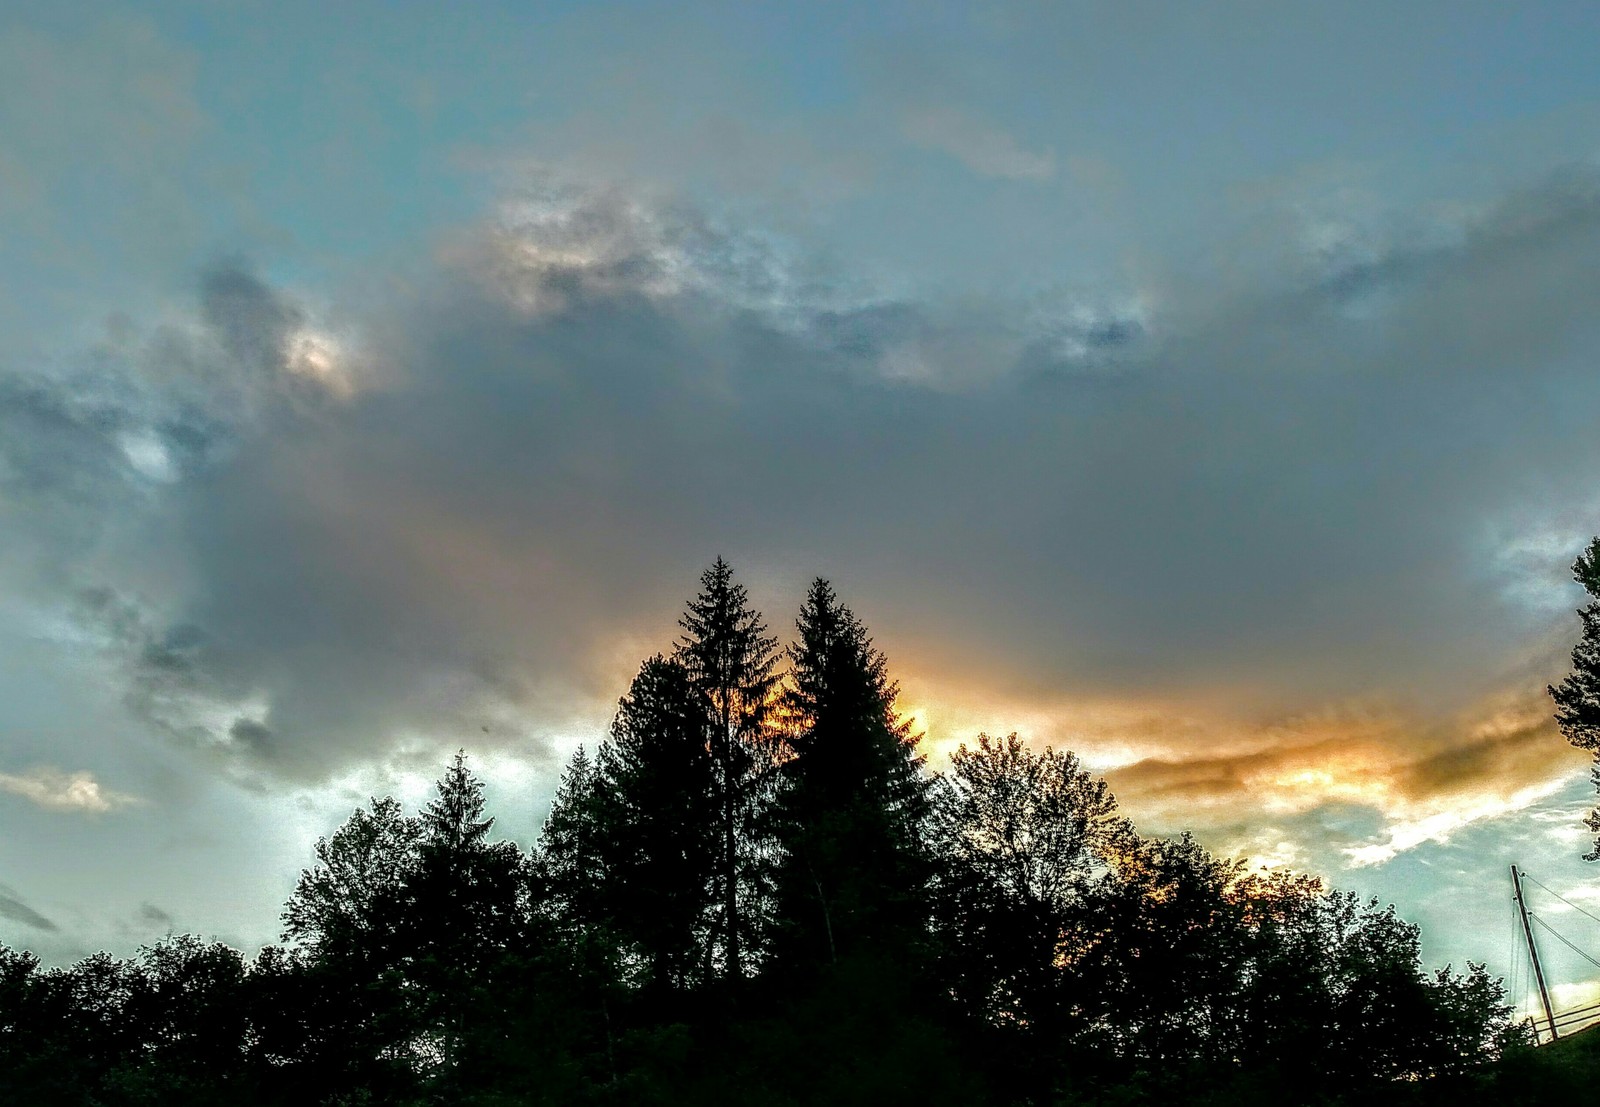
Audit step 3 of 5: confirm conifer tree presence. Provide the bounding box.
[409,752,524,1076]
[1549,536,1600,858]
[537,745,610,935]
[597,655,718,992]
[769,578,930,966]
[420,750,495,855]
[413,752,523,945]
[674,557,780,981]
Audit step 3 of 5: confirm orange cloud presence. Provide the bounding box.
[892,672,1591,869]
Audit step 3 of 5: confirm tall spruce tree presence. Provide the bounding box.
[597,655,719,993]
[413,752,524,939]
[1548,536,1600,858]
[770,578,931,967]
[409,752,525,1076]
[412,752,525,975]
[674,558,780,981]
[537,745,610,935]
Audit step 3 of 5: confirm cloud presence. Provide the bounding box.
[0,766,144,814]
[137,902,175,932]
[921,675,1593,863]
[444,173,796,318]
[0,16,202,219]
[1106,699,1559,814]
[0,884,57,932]
[0,16,209,359]
[2,161,1599,874]
[902,106,1056,181]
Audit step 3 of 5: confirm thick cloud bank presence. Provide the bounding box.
[2,169,1598,864]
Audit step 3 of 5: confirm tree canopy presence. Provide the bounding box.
[1550,535,1600,857]
[0,559,1533,1107]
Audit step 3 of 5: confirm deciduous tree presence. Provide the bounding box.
[930,733,1126,1039]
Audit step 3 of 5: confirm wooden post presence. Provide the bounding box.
[1512,864,1558,1042]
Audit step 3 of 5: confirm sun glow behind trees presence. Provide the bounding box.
[0,560,1536,1106]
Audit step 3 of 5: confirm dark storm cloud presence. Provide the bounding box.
[3,165,1600,796]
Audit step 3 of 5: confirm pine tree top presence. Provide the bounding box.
[421,750,494,852]
[785,578,900,727]
[1576,536,1600,599]
[674,558,781,733]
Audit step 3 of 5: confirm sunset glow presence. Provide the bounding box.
[2,2,1598,1045]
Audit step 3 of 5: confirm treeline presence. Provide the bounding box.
[0,562,1530,1105]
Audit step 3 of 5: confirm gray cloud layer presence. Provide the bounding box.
[0,884,57,932]
[3,166,1599,794]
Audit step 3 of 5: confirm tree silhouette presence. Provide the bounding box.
[0,568,1537,1107]
[282,795,420,961]
[674,558,780,982]
[538,743,610,937]
[768,578,930,967]
[273,794,424,1093]
[1549,535,1600,857]
[1071,833,1250,1084]
[407,752,526,1079]
[597,655,719,995]
[115,936,250,1101]
[930,732,1128,1068]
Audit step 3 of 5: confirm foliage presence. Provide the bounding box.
[1549,535,1600,857]
[282,794,420,960]
[930,733,1129,1047]
[596,655,719,994]
[673,556,781,981]
[0,560,1528,1106]
[766,578,932,969]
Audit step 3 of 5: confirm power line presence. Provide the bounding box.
[1553,1001,1600,1025]
[1531,913,1600,973]
[1552,1000,1600,1020]
[1523,873,1600,930]
[1510,890,1527,1024]
[1553,1006,1600,1034]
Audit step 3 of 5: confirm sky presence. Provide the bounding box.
[5,0,1600,1020]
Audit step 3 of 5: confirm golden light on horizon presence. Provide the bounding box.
[879,665,1591,871]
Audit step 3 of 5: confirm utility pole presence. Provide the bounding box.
[1512,864,1558,1043]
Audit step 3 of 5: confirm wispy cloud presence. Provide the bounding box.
[924,692,1549,872]
[0,766,143,813]
[0,884,57,931]
[137,902,175,932]
[902,106,1055,181]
